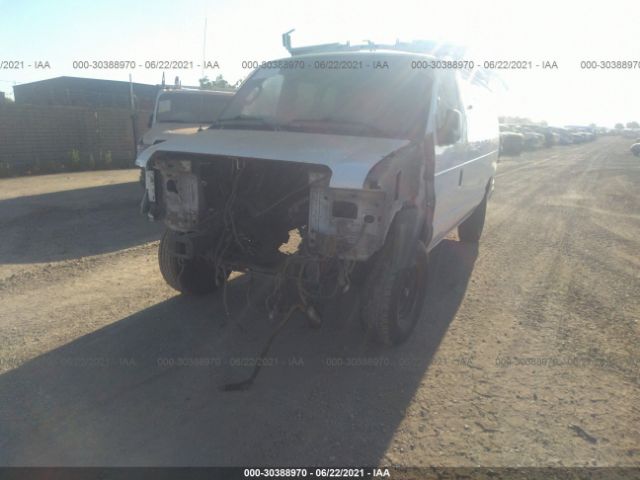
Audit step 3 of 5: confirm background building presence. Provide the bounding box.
[1,77,158,174]
[13,76,159,110]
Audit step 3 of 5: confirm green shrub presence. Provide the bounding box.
[69,149,81,171]
[85,153,96,170]
[104,150,113,168]
[0,161,10,178]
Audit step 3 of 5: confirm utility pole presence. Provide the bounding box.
[129,74,138,163]
[202,17,208,80]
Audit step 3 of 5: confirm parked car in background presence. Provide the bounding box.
[519,129,545,149]
[527,125,557,147]
[569,131,585,143]
[550,127,573,145]
[136,88,234,185]
[140,88,234,155]
[565,126,596,143]
[499,128,524,156]
[621,128,640,139]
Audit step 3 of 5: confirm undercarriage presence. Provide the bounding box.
[142,153,429,353]
[144,155,388,309]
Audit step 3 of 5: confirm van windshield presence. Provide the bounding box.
[155,92,232,124]
[215,57,432,139]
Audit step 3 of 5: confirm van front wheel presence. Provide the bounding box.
[361,241,428,346]
[158,229,224,295]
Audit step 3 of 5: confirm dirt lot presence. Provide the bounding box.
[0,137,638,467]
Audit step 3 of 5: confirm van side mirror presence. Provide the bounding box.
[148,114,154,128]
[438,109,462,145]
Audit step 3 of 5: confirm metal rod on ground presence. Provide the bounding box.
[222,304,302,392]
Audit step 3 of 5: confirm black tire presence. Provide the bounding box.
[158,229,221,295]
[139,168,145,188]
[458,193,487,243]
[361,241,428,346]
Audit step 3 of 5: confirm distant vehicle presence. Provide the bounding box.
[499,131,524,156]
[520,130,545,149]
[527,125,557,147]
[137,37,499,346]
[501,124,545,149]
[565,126,596,142]
[622,128,640,139]
[549,127,573,145]
[568,132,583,143]
[140,88,234,154]
[567,130,589,143]
[136,88,234,185]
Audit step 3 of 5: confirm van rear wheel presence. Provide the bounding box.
[158,229,224,295]
[458,194,487,243]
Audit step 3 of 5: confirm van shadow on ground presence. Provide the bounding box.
[0,182,163,265]
[0,239,478,466]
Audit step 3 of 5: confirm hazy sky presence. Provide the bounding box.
[1,0,639,127]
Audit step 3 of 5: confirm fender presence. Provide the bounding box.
[386,207,425,272]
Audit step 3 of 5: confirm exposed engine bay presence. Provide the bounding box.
[144,154,388,273]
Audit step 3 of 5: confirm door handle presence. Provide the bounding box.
[458,169,464,186]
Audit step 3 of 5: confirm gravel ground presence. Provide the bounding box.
[0,137,638,467]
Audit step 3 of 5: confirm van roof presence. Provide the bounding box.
[266,50,441,70]
[277,49,438,62]
[281,33,465,58]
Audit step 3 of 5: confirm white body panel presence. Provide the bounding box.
[137,129,410,189]
[140,123,201,150]
[428,73,499,251]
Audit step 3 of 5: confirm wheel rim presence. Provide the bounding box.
[396,264,421,331]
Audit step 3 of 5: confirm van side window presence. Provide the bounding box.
[436,74,464,144]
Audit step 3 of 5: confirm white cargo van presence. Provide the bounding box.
[137,39,498,345]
